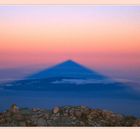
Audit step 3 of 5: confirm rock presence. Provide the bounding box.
[3,112,11,118]
[71,116,77,120]
[43,113,49,119]
[0,118,5,124]
[63,112,69,117]
[19,121,26,126]
[14,114,24,121]
[5,117,12,123]
[47,120,52,126]
[32,108,41,112]
[32,108,37,112]
[37,118,47,126]
[10,104,19,113]
[87,110,99,119]
[69,109,75,116]
[79,121,85,126]
[25,120,32,126]
[80,106,87,109]
[0,105,139,126]
[30,116,38,125]
[65,109,69,113]
[20,108,31,115]
[74,110,82,118]
[133,120,140,126]
[82,109,90,116]
[37,114,44,118]
[51,115,58,121]
[53,107,60,114]
[123,116,137,126]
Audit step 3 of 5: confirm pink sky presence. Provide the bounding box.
[0,6,140,80]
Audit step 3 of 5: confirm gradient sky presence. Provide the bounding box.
[0,6,140,81]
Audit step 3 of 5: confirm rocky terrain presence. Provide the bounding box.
[0,104,140,126]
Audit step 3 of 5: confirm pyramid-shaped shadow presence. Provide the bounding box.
[26,60,108,80]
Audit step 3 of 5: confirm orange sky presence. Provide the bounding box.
[0,6,140,80]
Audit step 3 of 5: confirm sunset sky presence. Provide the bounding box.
[0,6,140,81]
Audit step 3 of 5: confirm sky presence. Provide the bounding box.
[0,6,140,81]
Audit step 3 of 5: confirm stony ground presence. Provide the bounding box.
[0,104,140,126]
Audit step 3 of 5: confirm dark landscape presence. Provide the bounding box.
[0,104,140,127]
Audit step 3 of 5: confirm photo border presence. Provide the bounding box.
[0,1,140,139]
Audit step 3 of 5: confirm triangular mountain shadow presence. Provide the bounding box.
[2,60,139,100]
[26,60,108,80]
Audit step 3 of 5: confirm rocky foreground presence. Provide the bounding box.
[0,104,140,126]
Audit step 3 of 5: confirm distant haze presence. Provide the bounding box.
[0,6,140,82]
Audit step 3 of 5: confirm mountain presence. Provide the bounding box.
[1,60,135,96]
[26,60,107,80]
